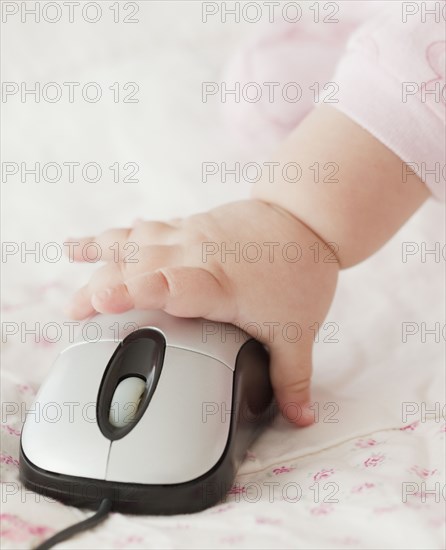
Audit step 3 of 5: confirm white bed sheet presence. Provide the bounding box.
[1,2,445,548]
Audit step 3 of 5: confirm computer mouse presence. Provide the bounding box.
[20,310,274,514]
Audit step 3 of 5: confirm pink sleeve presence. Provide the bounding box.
[327,1,446,201]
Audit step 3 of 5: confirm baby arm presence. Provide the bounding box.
[66,105,429,426]
[252,105,430,268]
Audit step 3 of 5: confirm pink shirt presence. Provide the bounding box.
[328,1,445,200]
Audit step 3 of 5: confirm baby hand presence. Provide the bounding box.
[66,200,339,426]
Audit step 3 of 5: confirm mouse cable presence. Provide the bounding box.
[34,498,112,550]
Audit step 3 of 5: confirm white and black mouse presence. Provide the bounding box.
[20,310,274,514]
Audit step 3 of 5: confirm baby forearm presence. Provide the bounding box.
[251,105,430,269]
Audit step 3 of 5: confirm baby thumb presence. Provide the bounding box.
[269,342,315,427]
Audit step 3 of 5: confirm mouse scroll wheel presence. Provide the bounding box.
[109,377,146,428]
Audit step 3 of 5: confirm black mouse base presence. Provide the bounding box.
[19,444,235,515]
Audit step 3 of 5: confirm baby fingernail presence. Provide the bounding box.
[300,403,316,423]
[93,288,114,301]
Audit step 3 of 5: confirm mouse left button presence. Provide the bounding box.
[20,341,116,480]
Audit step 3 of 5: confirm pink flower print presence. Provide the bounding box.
[313,468,335,481]
[429,517,446,529]
[17,384,35,395]
[364,454,385,468]
[272,465,295,475]
[0,453,19,467]
[351,482,375,494]
[0,514,53,543]
[423,41,446,104]
[35,339,56,349]
[228,484,246,495]
[113,535,144,548]
[400,421,419,431]
[311,503,334,516]
[355,438,377,448]
[1,424,21,437]
[409,465,438,479]
[211,504,234,514]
